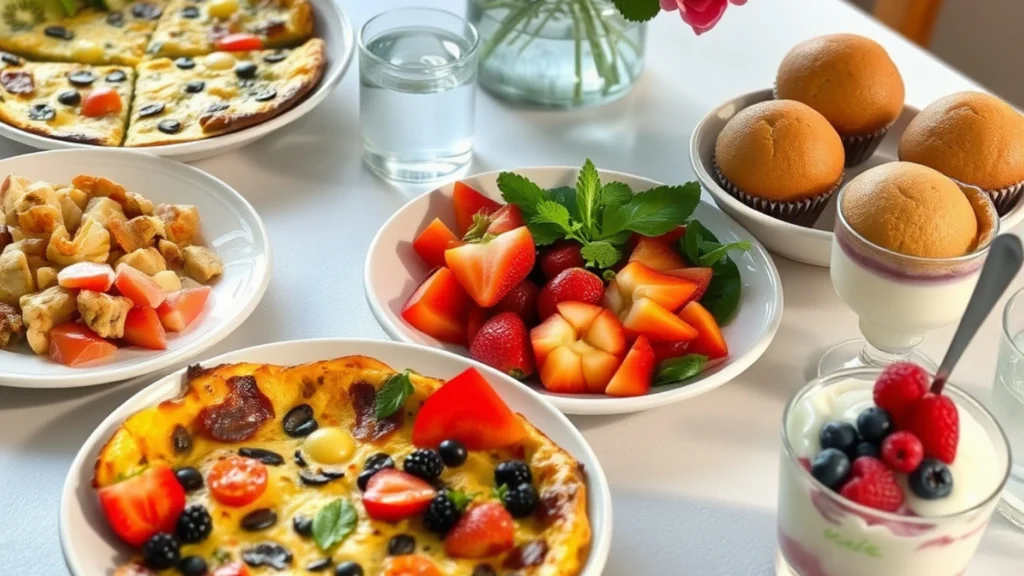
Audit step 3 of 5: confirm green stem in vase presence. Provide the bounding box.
[570,2,583,104]
[517,1,564,55]
[479,1,538,63]
[504,1,544,50]
[577,0,619,92]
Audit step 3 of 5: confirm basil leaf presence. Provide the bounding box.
[374,370,414,419]
[575,159,602,236]
[601,183,700,238]
[699,240,751,267]
[498,172,547,217]
[598,181,633,208]
[312,499,358,551]
[654,355,709,386]
[580,241,621,269]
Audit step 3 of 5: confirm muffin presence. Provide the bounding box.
[714,99,845,226]
[899,91,1024,215]
[776,34,905,167]
[841,162,982,258]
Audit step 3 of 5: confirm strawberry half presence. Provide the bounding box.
[677,301,728,359]
[605,335,655,397]
[902,394,959,464]
[628,236,685,271]
[538,240,585,280]
[412,368,526,450]
[413,218,462,269]
[469,312,535,379]
[530,301,626,393]
[453,181,501,235]
[362,469,437,522]
[663,267,713,302]
[401,267,472,344]
[537,267,604,320]
[97,463,186,547]
[493,279,540,326]
[621,297,698,343]
[445,226,536,308]
[444,502,516,559]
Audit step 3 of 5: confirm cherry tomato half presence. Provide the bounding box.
[82,86,123,117]
[214,33,264,52]
[207,456,268,507]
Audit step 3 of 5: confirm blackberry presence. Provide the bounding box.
[423,492,462,535]
[142,533,180,570]
[494,460,532,488]
[502,483,538,518]
[176,504,212,543]
[403,449,443,481]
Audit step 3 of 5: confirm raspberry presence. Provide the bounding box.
[902,394,959,464]
[881,431,925,473]
[873,362,929,420]
[850,456,888,479]
[840,471,904,512]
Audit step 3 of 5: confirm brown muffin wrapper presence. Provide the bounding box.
[712,155,843,227]
[954,178,1024,217]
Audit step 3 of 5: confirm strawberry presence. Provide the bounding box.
[452,181,500,235]
[466,306,489,345]
[840,463,904,512]
[537,267,604,319]
[469,312,535,379]
[484,204,525,236]
[663,267,713,302]
[493,279,540,326]
[651,340,691,362]
[628,236,685,271]
[445,226,536,308]
[654,226,687,246]
[881,431,924,474]
[620,297,698,343]
[605,261,702,321]
[401,267,473,344]
[412,368,526,450]
[538,240,585,280]
[362,469,437,522]
[605,335,655,397]
[444,502,516,559]
[902,394,959,464]
[873,362,929,421]
[414,218,462,268]
[677,301,728,359]
[97,463,186,547]
[531,302,626,393]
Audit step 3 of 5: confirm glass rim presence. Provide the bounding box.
[780,366,1011,524]
[357,7,480,74]
[1002,287,1024,357]
[835,183,999,265]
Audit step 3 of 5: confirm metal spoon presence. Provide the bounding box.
[931,234,1024,394]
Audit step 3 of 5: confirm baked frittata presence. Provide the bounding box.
[93,357,592,576]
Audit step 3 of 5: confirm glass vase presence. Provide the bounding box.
[466,0,647,108]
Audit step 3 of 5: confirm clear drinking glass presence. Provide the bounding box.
[358,8,479,183]
[820,184,998,375]
[992,287,1024,528]
[777,367,1010,576]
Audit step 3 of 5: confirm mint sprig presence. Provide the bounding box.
[312,499,357,551]
[374,370,414,420]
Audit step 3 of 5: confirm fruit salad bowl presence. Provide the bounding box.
[364,166,784,415]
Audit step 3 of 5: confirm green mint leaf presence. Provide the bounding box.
[682,220,703,265]
[580,241,621,269]
[614,0,662,22]
[531,200,575,233]
[699,241,751,267]
[498,172,548,216]
[526,222,566,246]
[448,490,474,511]
[374,370,414,420]
[575,159,602,236]
[547,186,580,220]
[312,499,358,551]
[598,181,633,208]
[685,222,744,323]
[600,183,701,238]
[654,355,709,386]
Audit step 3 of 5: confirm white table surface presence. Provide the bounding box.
[2,0,1023,574]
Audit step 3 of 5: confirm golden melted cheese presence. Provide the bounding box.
[94,357,591,576]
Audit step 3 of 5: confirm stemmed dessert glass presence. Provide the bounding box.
[819,184,998,376]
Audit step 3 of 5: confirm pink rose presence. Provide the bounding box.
[660,0,748,35]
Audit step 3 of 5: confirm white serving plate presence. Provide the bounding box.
[0,149,270,388]
[0,0,353,163]
[59,338,612,576]
[690,89,1024,267]
[364,167,784,415]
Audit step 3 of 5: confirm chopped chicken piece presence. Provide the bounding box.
[60,186,91,212]
[83,197,126,228]
[16,204,63,238]
[71,175,128,204]
[78,290,132,339]
[182,246,222,283]
[2,175,60,227]
[180,276,203,290]
[116,247,167,276]
[25,255,48,275]
[3,238,46,257]
[0,224,11,253]
[0,301,23,348]
[0,250,35,305]
[107,249,125,267]
[58,190,84,235]
[155,204,200,245]
[152,270,182,293]
[36,267,58,290]
[19,286,76,354]
[157,239,184,269]
[123,192,154,218]
[47,217,111,266]
[109,216,165,253]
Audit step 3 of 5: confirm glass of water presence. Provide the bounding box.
[994,287,1024,529]
[358,8,479,183]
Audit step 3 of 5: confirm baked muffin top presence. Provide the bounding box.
[898,91,1024,190]
[841,162,978,258]
[776,34,905,136]
[715,99,845,202]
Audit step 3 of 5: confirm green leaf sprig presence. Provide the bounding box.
[654,354,709,386]
[613,0,662,22]
[374,370,414,420]
[682,222,749,323]
[312,499,358,551]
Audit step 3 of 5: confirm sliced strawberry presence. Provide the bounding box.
[115,264,166,308]
[362,468,437,522]
[663,267,713,302]
[611,261,701,314]
[469,312,534,379]
[453,181,500,235]
[606,335,655,397]
[401,267,472,344]
[123,306,167,350]
[678,301,728,359]
[57,262,115,292]
[381,556,442,576]
[97,463,186,547]
[493,279,540,326]
[621,298,698,343]
[537,267,604,319]
[465,305,489,346]
[654,226,687,246]
[413,218,462,269]
[156,286,211,332]
[445,226,535,307]
[538,240,585,280]
[485,204,525,236]
[652,340,691,363]
[530,302,626,394]
[412,367,526,450]
[49,323,118,366]
[444,502,515,559]
[629,236,686,271]
[211,563,249,576]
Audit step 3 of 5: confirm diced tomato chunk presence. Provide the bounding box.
[208,456,268,507]
[452,181,500,235]
[115,264,166,308]
[97,463,185,547]
[57,262,115,292]
[412,368,526,450]
[156,286,211,332]
[214,33,264,51]
[82,87,123,117]
[48,323,118,366]
[413,218,462,268]
[381,555,442,576]
[123,306,167,350]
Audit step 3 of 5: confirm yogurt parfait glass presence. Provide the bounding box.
[776,367,1011,576]
[821,184,998,376]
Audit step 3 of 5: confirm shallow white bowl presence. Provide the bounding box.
[0,149,270,388]
[0,0,353,163]
[690,89,1024,267]
[59,338,612,575]
[364,167,784,415]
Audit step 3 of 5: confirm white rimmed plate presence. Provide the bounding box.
[0,0,353,163]
[364,167,784,415]
[691,89,1024,267]
[0,149,270,388]
[59,338,612,576]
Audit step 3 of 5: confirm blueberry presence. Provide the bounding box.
[852,442,879,459]
[908,458,954,500]
[819,421,860,455]
[178,555,207,576]
[438,439,468,467]
[810,448,851,490]
[857,407,894,445]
